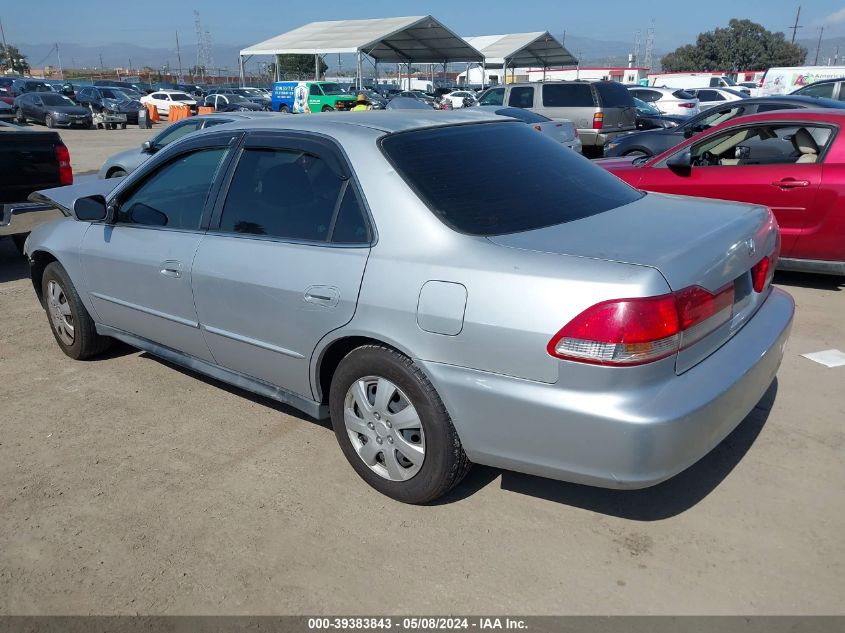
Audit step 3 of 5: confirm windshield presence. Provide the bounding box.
[40,94,75,106]
[170,92,194,101]
[319,83,347,95]
[721,76,737,86]
[227,95,250,103]
[27,83,53,92]
[102,89,133,101]
[381,122,642,236]
[634,98,660,115]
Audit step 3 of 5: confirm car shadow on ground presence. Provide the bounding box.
[437,379,778,519]
[0,239,29,283]
[774,270,844,291]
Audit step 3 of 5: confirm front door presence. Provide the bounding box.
[644,122,829,257]
[81,138,235,361]
[191,133,372,398]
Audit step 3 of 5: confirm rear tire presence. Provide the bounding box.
[329,345,471,504]
[278,104,289,113]
[41,262,111,360]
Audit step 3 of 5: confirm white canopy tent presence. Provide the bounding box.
[239,15,484,88]
[462,32,577,85]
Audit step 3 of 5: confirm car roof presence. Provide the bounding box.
[797,77,845,86]
[209,109,504,136]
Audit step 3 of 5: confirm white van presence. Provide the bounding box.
[760,66,845,96]
[648,73,739,90]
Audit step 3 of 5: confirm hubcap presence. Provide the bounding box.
[47,280,74,345]
[343,376,425,481]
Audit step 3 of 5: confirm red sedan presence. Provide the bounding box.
[598,109,845,275]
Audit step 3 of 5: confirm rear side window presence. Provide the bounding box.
[593,81,634,107]
[672,89,695,99]
[508,86,534,108]
[542,83,594,107]
[797,83,835,99]
[380,122,642,236]
[218,147,365,243]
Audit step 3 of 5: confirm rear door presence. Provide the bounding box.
[191,132,372,399]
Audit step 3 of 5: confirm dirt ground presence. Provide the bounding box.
[0,125,843,615]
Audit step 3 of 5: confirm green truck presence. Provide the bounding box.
[271,81,356,113]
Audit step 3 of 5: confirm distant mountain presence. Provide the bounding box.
[797,36,845,66]
[18,34,662,76]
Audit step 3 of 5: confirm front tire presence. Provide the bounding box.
[41,262,111,360]
[322,105,334,112]
[45,114,55,128]
[329,345,470,504]
[107,168,127,178]
[623,149,649,157]
[15,108,26,124]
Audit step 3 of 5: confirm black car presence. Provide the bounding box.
[207,87,270,110]
[11,79,54,97]
[175,83,206,98]
[398,90,436,107]
[603,95,845,157]
[632,97,688,131]
[202,93,263,112]
[14,92,92,128]
[75,86,145,124]
[791,77,845,100]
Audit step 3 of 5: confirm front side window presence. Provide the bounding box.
[117,148,227,229]
[684,105,744,134]
[219,147,364,243]
[478,87,504,106]
[381,122,642,236]
[687,124,833,167]
[508,86,534,108]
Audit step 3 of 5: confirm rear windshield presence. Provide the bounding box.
[593,81,635,107]
[542,83,594,107]
[380,122,642,236]
[672,89,695,99]
[494,107,549,123]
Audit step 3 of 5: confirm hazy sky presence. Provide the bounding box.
[2,0,843,49]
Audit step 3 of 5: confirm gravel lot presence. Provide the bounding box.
[0,124,843,615]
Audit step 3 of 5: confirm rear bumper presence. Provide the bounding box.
[577,128,636,147]
[0,202,64,237]
[420,287,794,489]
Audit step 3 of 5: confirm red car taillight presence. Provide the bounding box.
[55,144,73,186]
[678,102,695,108]
[592,112,604,129]
[534,124,543,131]
[547,283,735,366]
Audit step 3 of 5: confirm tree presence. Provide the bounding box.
[272,54,328,80]
[661,19,806,72]
[0,44,30,74]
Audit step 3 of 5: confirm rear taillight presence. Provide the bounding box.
[751,234,780,293]
[548,283,735,366]
[534,124,543,131]
[678,102,695,108]
[592,112,604,129]
[55,144,73,186]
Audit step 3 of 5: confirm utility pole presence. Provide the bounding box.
[0,18,8,69]
[814,26,824,66]
[56,43,63,79]
[99,52,104,71]
[789,6,802,44]
[175,30,183,82]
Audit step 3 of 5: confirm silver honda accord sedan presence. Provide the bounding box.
[24,109,794,504]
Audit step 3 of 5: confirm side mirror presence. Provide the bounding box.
[142,140,155,153]
[73,195,108,222]
[666,150,692,174]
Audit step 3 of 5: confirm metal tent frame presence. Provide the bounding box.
[239,15,484,88]
[462,32,577,86]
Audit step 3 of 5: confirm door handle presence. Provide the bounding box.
[771,179,810,189]
[160,260,183,278]
[304,285,339,307]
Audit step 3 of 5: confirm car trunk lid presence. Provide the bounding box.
[489,191,779,373]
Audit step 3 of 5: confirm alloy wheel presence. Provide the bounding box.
[343,376,426,481]
[47,280,74,345]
